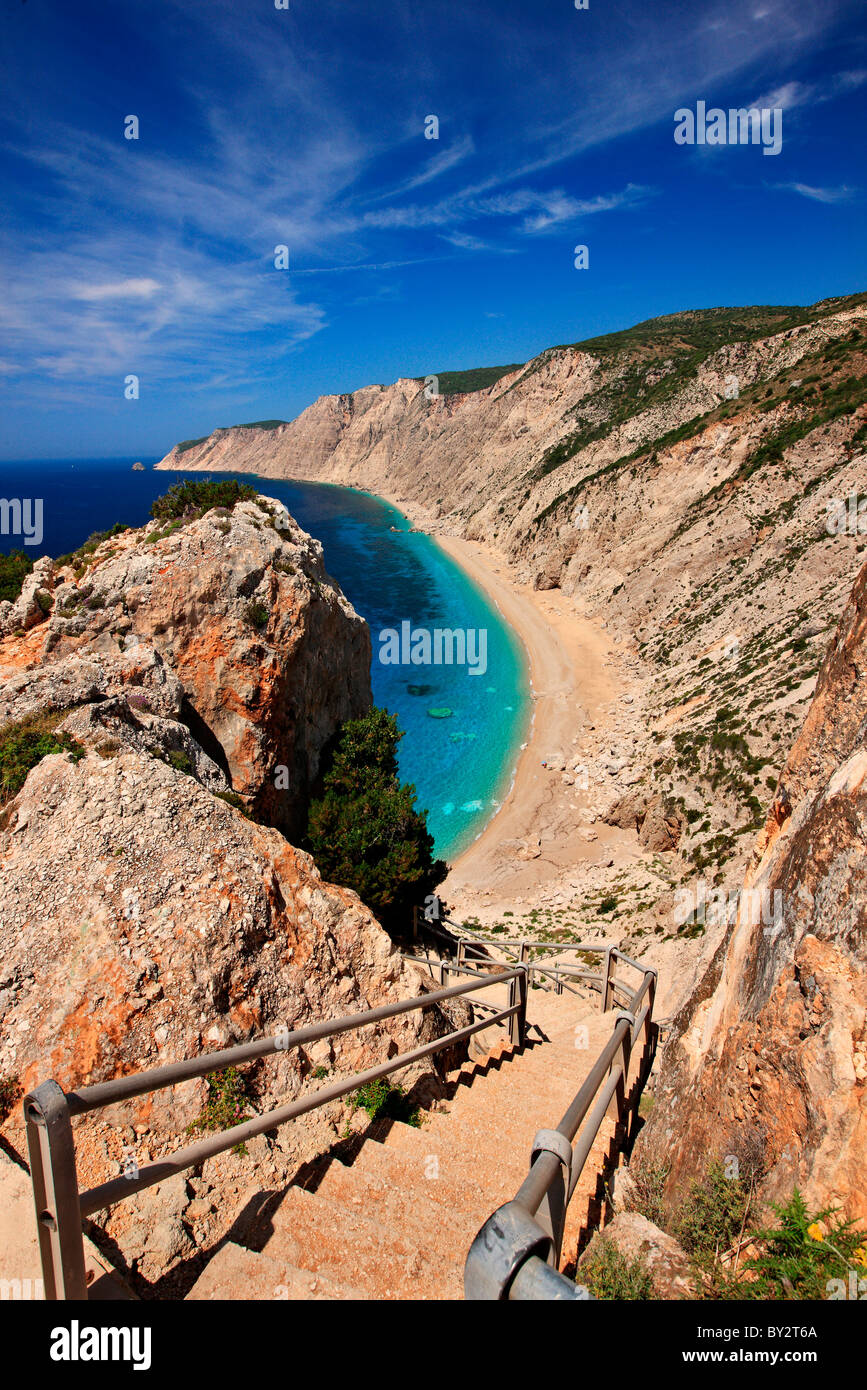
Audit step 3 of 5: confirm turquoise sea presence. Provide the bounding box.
[0,458,530,861]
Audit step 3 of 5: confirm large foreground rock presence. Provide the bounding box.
[0,495,371,838]
[0,747,463,1285]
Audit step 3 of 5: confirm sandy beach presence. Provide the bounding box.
[429,533,638,919]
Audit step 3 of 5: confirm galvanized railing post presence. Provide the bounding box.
[602,948,615,1011]
[606,1012,634,1125]
[24,1081,88,1301]
[509,946,529,1047]
[641,971,657,1082]
[529,1128,572,1264]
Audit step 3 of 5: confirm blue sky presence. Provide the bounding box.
[1,0,865,459]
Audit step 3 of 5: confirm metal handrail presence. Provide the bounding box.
[24,964,527,1300]
[26,914,657,1302]
[464,943,657,1300]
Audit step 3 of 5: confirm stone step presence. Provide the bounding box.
[185,1241,364,1301]
[348,1138,498,1224]
[313,1155,481,1255]
[382,1125,527,1209]
[439,1069,586,1118]
[262,1184,461,1300]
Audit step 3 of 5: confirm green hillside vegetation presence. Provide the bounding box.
[415,363,524,396]
[172,293,865,447]
[150,479,258,522]
[561,292,867,362]
[178,419,289,452]
[528,318,867,533]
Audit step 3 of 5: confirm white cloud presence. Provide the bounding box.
[72,279,162,302]
[774,182,855,203]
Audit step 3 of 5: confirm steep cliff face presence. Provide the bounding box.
[0,746,452,1124]
[636,558,867,1223]
[154,296,867,1231]
[0,495,371,837]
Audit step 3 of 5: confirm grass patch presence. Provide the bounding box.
[348,1078,421,1127]
[579,1237,654,1300]
[187,1067,252,1155]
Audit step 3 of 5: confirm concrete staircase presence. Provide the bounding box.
[187,989,629,1301]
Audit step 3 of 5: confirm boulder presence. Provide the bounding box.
[579,1212,697,1300]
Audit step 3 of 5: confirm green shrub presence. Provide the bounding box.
[150,479,257,522]
[166,749,194,775]
[245,601,269,630]
[675,1159,751,1265]
[579,1237,654,1299]
[627,1161,670,1227]
[55,522,130,570]
[743,1191,867,1300]
[0,550,33,603]
[348,1078,420,1126]
[0,711,84,804]
[306,708,446,931]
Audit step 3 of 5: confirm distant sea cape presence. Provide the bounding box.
[0,457,529,860]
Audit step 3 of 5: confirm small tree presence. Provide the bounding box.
[306,708,446,932]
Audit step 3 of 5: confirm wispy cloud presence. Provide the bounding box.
[387,136,476,196]
[0,0,863,416]
[72,279,163,302]
[773,182,856,203]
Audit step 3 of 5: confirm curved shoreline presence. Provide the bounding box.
[428,534,621,903]
[164,464,625,906]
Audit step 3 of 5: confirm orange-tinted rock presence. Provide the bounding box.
[637,558,867,1224]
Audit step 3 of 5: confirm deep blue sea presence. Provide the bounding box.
[0,458,530,862]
